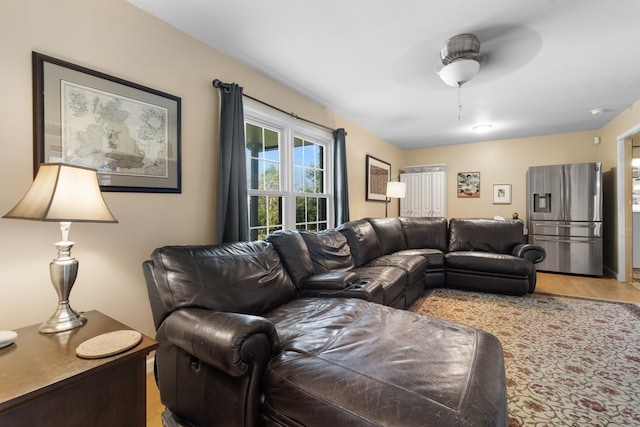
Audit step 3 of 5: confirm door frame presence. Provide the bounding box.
[617,123,640,282]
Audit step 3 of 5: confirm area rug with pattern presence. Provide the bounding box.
[410,289,640,426]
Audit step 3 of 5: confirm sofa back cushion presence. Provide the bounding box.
[149,241,296,316]
[448,218,525,254]
[337,219,383,267]
[265,229,314,287]
[368,217,407,254]
[398,217,448,252]
[300,229,355,273]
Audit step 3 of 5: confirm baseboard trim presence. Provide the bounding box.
[603,265,619,281]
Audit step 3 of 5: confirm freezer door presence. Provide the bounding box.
[530,234,603,276]
[564,163,602,222]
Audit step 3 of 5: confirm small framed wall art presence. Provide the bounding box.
[493,184,512,204]
[366,155,390,201]
[457,172,480,198]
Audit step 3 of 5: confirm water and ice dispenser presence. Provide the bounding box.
[533,193,551,213]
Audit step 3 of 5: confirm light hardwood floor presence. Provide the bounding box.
[145,272,640,425]
[147,371,163,427]
[535,271,640,303]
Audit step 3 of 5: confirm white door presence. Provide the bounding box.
[431,171,446,217]
[401,169,446,218]
[400,173,422,216]
[420,172,433,216]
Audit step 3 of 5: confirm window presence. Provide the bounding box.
[244,99,333,240]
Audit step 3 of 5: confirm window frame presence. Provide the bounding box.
[243,98,334,237]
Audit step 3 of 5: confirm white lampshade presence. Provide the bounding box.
[3,163,117,223]
[386,181,406,199]
[439,59,480,87]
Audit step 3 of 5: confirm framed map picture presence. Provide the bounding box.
[32,52,182,192]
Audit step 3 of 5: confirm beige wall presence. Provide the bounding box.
[403,131,601,220]
[0,0,398,335]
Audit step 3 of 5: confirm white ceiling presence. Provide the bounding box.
[128,0,640,149]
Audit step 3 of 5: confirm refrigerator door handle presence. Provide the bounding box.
[560,166,566,221]
[532,223,598,228]
[534,237,596,244]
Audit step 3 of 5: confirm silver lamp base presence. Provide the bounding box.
[38,234,86,334]
[39,302,87,334]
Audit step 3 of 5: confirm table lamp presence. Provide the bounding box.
[3,163,118,334]
[385,180,406,217]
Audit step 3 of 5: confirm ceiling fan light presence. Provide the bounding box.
[439,59,480,87]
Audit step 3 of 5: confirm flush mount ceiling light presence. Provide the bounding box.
[438,34,481,87]
[590,108,613,116]
[472,124,493,132]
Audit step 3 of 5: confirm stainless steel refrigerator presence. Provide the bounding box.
[526,162,603,276]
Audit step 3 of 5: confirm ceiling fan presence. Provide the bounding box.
[435,33,481,87]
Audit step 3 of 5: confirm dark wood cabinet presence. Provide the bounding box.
[0,310,158,426]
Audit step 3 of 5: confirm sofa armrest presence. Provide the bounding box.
[512,243,546,263]
[298,278,384,304]
[163,308,278,377]
[300,271,360,291]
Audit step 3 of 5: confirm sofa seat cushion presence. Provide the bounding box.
[393,248,445,268]
[262,298,507,427]
[366,254,428,287]
[446,251,534,276]
[352,266,407,307]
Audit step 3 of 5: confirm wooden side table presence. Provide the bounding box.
[0,310,158,426]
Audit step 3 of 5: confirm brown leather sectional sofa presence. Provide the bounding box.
[266,217,544,310]
[336,217,545,306]
[143,217,544,426]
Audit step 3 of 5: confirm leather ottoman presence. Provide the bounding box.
[262,298,508,426]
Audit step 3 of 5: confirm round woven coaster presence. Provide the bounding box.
[76,330,142,359]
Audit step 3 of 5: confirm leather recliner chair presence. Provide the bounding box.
[445,218,545,294]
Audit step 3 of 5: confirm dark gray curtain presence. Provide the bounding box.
[333,128,350,225]
[215,83,249,243]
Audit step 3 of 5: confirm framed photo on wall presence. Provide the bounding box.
[32,52,182,192]
[366,155,390,201]
[457,172,480,198]
[493,184,512,204]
